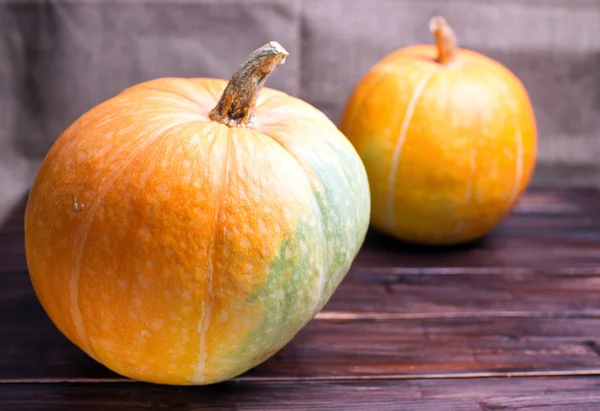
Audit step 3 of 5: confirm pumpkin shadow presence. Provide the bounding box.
[23,379,274,411]
[362,225,492,255]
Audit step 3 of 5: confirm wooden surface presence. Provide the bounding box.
[3,188,600,410]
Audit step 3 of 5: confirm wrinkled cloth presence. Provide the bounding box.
[2,0,600,224]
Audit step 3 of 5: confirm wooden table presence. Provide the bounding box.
[3,188,600,410]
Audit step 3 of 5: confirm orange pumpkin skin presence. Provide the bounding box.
[340,19,537,245]
[24,44,370,385]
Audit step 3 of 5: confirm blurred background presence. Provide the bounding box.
[1,0,600,223]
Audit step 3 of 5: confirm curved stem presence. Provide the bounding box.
[209,41,288,128]
[429,16,457,65]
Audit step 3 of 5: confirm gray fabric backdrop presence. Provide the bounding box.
[2,0,600,223]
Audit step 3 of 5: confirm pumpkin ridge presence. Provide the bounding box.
[479,69,528,211]
[508,127,524,207]
[256,128,330,314]
[254,89,292,111]
[69,117,201,363]
[134,89,205,112]
[485,71,527,210]
[221,217,322,380]
[454,142,478,236]
[194,130,328,383]
[191,124,232,383]
[194,79,225,103]
[258,128,322,194]
[308,194,328,317]
[386,67,438,230]
[261,125,370,307]
[453,68,479,236]
[132,83,216,114]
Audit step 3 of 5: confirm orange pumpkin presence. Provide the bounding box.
[24,42,371,385]
[341,17,537,245]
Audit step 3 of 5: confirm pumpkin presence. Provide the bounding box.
[24,42,370,385]
[340,17,537,245]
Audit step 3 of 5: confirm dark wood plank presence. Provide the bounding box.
[3,188,600,389]
[324,267,600,318]
[357,187,600,268]
[357,227,600,268]
[4,275,600,381]
[3,377,600,410]
[247,317,600,379]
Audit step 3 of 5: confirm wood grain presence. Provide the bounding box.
[4,266,600,380]
[327,267,600,317]
[3,188,600,409]
[3,377,600,410]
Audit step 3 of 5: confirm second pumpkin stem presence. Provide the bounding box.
[429,16,457,65]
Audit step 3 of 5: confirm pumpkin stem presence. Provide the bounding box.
[209,41,289,128]
[429,16,457,65]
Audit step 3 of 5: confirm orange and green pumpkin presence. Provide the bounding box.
[341,17,537,245]
[24,42,370,385]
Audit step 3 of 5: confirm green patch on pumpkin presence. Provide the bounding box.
[215,133,370,378]
[217,216,324,375]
